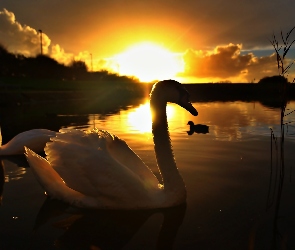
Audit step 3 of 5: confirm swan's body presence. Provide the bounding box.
[25,80,198,209]
[0,128,56,155]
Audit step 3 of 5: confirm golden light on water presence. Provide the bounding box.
[127,102,152,133]
[114,42,184,82]
[86,101,186,140]
[127,101,176,133]
[72,101,288,144]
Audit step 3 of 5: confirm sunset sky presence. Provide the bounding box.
[0,0,295,83]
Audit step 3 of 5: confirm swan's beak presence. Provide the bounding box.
[180,102,198,116]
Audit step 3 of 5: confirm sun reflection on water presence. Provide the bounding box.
[85,101,295,142]
[127,102,151,133]
[87,101,177,137]
[126,102,175,133]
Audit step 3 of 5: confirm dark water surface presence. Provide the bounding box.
[0,99,295,249]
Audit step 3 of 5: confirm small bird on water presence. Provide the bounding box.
[187,121,209,135]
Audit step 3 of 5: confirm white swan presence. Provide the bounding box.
[25,80,198,209]
[0,128,56,155]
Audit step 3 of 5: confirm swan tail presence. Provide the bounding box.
[25,147,100,208]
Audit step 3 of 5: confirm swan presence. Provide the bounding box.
[25,80,198,209]
[0,128,56,155]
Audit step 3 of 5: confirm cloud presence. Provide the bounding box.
[246,54,279,82]
[179,44,280,82]
[0,8,93,68]
[180,44,250,78]
[0,8,51,56]
[0,8,291,82]
[50,44,74,65]
[0,8,120,73]
[95,58,120,73]
[0,8,118,73]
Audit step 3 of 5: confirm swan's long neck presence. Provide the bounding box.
[150,98,186,201]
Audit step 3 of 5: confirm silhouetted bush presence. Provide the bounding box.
[257,75,290,100]
[258,75,289,86]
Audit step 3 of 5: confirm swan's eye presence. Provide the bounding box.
[179,92,190,104]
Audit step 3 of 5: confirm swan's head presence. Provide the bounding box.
[150,80,198,116]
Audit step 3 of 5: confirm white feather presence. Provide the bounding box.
[0,129,56,155]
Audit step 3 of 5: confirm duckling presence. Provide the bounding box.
[187,121,209,135]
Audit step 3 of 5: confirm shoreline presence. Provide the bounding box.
[1,83,294,107]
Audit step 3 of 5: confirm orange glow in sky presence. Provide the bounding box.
[113,42,184,82]
[1,4,294,83]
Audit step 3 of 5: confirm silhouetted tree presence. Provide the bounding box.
[0,44,17,76]
[69,60,88,80]
[18,54,67,80]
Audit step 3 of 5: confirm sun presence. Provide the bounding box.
[113,42,184,82]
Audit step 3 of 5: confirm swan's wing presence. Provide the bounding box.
[45,129,158,205]
[103,132,159,185]
[0,129,56,155]
[25,147,100,208]
[48,129,157,182]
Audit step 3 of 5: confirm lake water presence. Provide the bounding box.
[0,99,295,250]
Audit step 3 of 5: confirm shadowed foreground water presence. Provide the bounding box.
[0,100,295,249]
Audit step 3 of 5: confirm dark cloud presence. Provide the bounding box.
[179,44,279,82]
[181,44,250,78]
[246,54,278,82]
